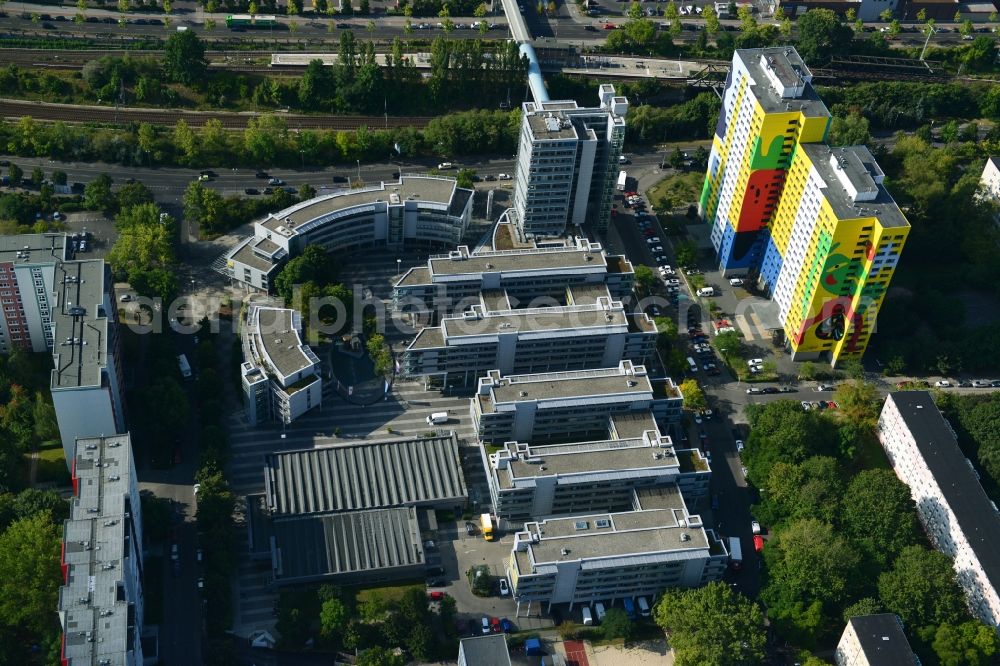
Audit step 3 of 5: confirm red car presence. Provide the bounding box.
[753,535,764,553]
[428,591,446,601]
[490,617,501,633]
[603,22,616,29]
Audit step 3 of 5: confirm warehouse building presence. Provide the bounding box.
[253,434,468,585]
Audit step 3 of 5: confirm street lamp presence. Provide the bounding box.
[396,258,402,279]
[356,160,361,183]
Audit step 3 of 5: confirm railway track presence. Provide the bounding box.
[0,98,433,130]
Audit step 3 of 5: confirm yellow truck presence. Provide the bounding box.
[480,513,495,541]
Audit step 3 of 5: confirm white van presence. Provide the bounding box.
[437,162,453,170]
[581,606,594,625]
[637,597,651,617]
[594,602,607,622]
[687,357,698,373]
[426,412,449,425]
[697,287,716,297]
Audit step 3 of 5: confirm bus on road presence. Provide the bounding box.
[480,513,495,541]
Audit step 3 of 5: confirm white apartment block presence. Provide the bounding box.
[471,361,684,444]
[878,391,1000,629]
[59,434,147,666]
[485,428,710,521]
[834,613,917,666]
[402,295,657,388]
[512,85,627,236]
[241,305,322,426]
[392,236,636,318]
[508,485,728,614]
[0,234,128,464]
[980,157,1000,216]
[223,176,473,292]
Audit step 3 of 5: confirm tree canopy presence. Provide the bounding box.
[654,582,766,665]
[795,9,854,63]
[877,545,967,630]
[163,30,207,85]
[841,469,919,566]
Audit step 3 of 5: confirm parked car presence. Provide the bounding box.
[500,618,514,633]
[481,617,490,634]
[934,380,952,387]
[268,177,284,186]
[499,578,509,596]
[753,535,765,553]
[751,520,762,534]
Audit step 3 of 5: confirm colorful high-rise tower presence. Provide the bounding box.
[700,47,830,274]
[700,47,909,367]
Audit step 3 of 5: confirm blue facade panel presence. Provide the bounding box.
[759,236,784,296]
[718,224,766,273]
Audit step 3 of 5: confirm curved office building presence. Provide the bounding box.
[224,176,474,292]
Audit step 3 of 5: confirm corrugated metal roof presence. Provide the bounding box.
[273,507,423,583]
[265,434,467,516]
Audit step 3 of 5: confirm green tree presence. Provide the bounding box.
[675,239,697,267]
[933,621,1000,666]
[356,646,405,666]
[319,597,350,642]
[888,19,901,37]
[833,380,881,427]
[679,379,707,412]
[163,30,207,85]
[879,8,893,21]
[828,112,871,147]
[273,244,339,303]
[51,170,67,186]
[841,469,919,566]
[84,173,115,212]
[763,519,860,645]
[29,167,44,188]
[298,183,317,200]
[7,164,23,187]
[31,392,58,443]
[627,0,643,19]
[0,513,61,637]
[602,607,632,640]
[654,582,767,666]
[634,264,657,292]
[663,0,677,19]
[755,456,843,527]
[117,181,155,211]
[878,545,967,629]
[703,4,719,34]
[796,9,853,63]
[842,597,883,623]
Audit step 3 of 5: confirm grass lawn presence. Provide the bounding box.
[28,446,71,486]
[646,171,704,213]
[354,582,425,605]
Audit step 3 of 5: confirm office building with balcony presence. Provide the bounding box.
[59,434,147,666]
[392,238,636,319]
[834,613,918,666]
[241,304,322,426]
[485,428,711,521]
[222,176,473,292]
[402,295,657,388]
[512,85,628,237]
[471,361,683,444]
[878,391,1000,629]
[250,434,468,585]
[700,47,907,366]
[507,485,728,613]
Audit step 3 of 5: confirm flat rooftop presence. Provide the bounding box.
[264,434,467,516]
[736,47,829,118]
[261,176,462,234]
[567,283,611,305]
[245,306,318,380]
[518,487,708,566]
[610,413,661,439]
[845,614,917,666]
[50,260,109,390]
[885,392,1000,599]
[229,236,279,273]
[485,365,653,408]
[459,635,512,666]
[526,110,580,141]
[441,304,629,339]
[0,232,66,264]
[497,436,678,487]
[802,144,909,229]
[272,507,423,584]
[424,242,610,279]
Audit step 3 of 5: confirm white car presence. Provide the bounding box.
[498,173,512,180]
[934,380,952,388]
[729,278,744,287]
[747,358,764,367]
[694,413,703,424]
[801,401,812,410]
[646,237,660,244]
[650,246,664,253]
[751,520,762,535]
[119,294,133,302]
[499,578,510,596]
[735,439,744,452]
[665,279,680,286]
